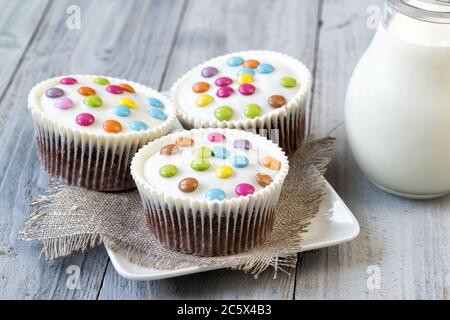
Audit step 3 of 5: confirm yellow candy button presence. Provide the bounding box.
[215,165,233,179]
[237,73,254,85]
[119,98,137,109]
[195,94,214,107]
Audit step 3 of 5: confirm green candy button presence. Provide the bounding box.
[280,77,297,88]
[94,77,110,85]
[244,103,262,119]
[214,106,234,121]
[193,146,212,159]
[159,165,178,178]
[84,95,103,108]
[191,159,211,171]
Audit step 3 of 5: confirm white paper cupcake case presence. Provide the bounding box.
[28,75,177,191]
[171,50,312,156]
[131,128,289,256]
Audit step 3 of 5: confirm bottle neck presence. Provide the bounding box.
[383,0,450,46]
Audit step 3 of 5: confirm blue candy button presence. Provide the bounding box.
[257,63,274,74]
[205,188,226,201]
[147,97,164,109]
[130,120,149,131]
[113,105,131,117]
[212,146,230,159]
[231,155,249,168]
[227,56,244,67]
[148,107,168,120]
[237,68,256,77]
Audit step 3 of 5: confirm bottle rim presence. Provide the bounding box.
[388,0,450,23]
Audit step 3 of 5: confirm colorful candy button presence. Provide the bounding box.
[227,56,244,67]
[193,146,212,159]
[175,136,194,146]
[257,64,274,74]
[201,66,219,78]
[60,77,77,85]
[205,188,226,201]
[147,97,164,109]
[212,146,230,159]
[268,95,287,109]
[94,77,109,85]
[237,73,254,85]
[148,108,168,120]
[235,183,256,197]
[280,77,297,88]
[216,86,234,98]
[192,82,210,93]
[214,106,234,121]
[76,113,95,126]
[78,86,96,96]
[159,165,178,178]
[244,103,261,119]
[84,95,103,108]
[262,156,281,170]
[208,132,226,142]
[113,105,131,117]
[215,77,233,87]
[178,177,198,193]
[237,68,255,77]
[119,97,137,109]
[255,173,273,187]
[195,94,214,107]
[106,85,124,95]
[46,88,64,99]
[234,139,252,150]
[119,83,136,93]
[190,159,211,171]
[103,119,122,134]
[130,120,148,131]
[243,59,260,69]
[231,155,249,168]
[238,84,256,96]
[215,165,233,179]
[160,144,179,155]
[54,97,74,110]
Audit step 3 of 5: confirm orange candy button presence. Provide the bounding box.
[78,86,96,96]
[192,82,210,93]
[103,119,122,134]
[243,59,260,69]
[262,156,282,170]
[119,83,135,93]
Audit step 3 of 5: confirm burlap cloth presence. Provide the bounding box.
[20,137,334,278]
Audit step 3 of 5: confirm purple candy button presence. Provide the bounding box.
[233,139,252,150]
[235,183,256,197]
[201,66,219,78]
[215,77,233,87]
[238,84,256,96]
[106,85,124,95]
[60,77,77,85]
[46,87,64,99]
[217,86,234,98]
[55,97,74,110]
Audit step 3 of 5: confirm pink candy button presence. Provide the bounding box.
[215,77,233,87]
[238,84,256,96]
[208,132,226,142]
[217,86,234,98]
[55,97,74,110]
[60,77,77,85]
[235,183,256,197]
[76,113,95,126]
[106,85,124,95]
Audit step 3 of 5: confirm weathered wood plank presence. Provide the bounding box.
[0,0,186,299]
[296,0,450,300]
[98,0,321,300]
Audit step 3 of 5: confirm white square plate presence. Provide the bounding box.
[106,180,360,281]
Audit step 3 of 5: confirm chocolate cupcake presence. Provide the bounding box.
[131,128,289,256]
[28,75,176,191]
[171,50,312,155]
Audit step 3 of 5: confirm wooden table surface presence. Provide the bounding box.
[1,0,449,300]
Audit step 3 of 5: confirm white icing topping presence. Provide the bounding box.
[38,75,172,134]
[142,130,284,200]
[173,52,304,122]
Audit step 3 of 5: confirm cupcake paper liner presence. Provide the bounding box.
[131,128,289,256]
[171,50,312,156]
[28,75,177,191]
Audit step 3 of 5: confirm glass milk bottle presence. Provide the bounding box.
[345,0,450,199]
